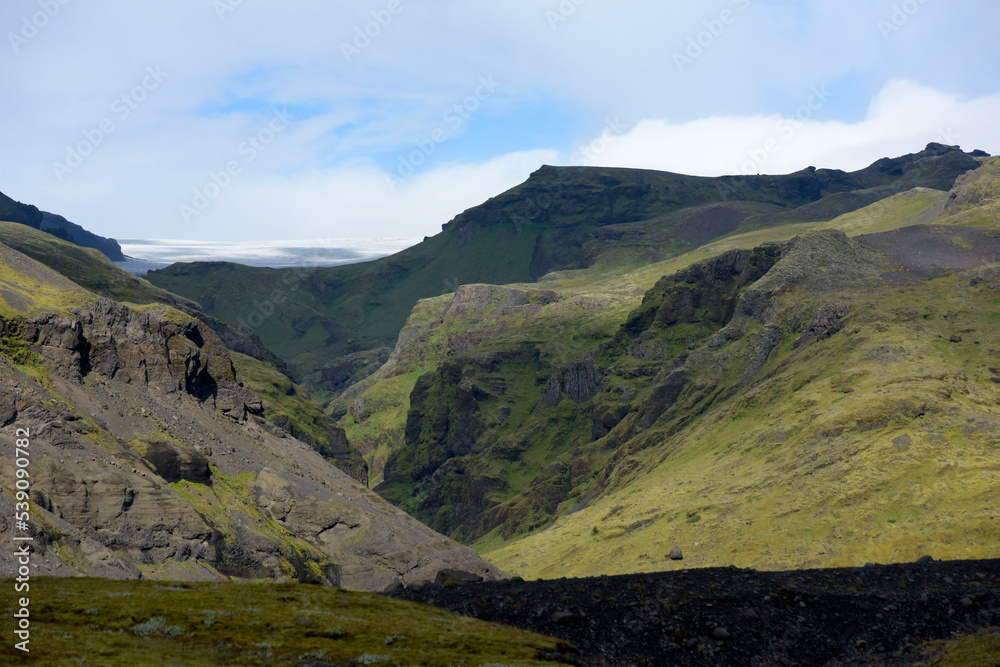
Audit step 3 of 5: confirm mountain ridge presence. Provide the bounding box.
[0,189,123,260]
[146,144,987,400]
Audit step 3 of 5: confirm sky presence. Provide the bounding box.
[3,0,1000,242]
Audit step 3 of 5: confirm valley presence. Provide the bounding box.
[1,144,998,665]
[151,146,1000,580]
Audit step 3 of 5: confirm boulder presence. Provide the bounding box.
[435,568,483,586]
[143,440,212,485]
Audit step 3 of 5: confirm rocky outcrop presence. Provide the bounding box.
[943,154,997,213]
[253,469,504,590]
[794,302,849,348]
[739,324,784,387]
[142,440,212,484]
[543,359,602,407]
[31,456,215,564]
[0,344,505,589]
[8,298,264,422]
[438,284,531,319]
[615,243,784,346]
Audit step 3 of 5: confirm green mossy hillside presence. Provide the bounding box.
[0,220,195,310]
[1,577,569,665]
[339,183,961,490]
[350,165,998,576]
[0,239,96,318]
[350,178,965,513]
[486,262,1000,576]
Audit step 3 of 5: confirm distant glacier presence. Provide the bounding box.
[115,237,422,274]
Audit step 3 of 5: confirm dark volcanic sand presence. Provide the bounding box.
[389,558,1000,666]
[859,225,1000,283]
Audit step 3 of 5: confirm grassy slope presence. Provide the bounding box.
[2,577,568,665]
[485,268,999,577]
[477,164,1000,575]
[0,220,199,310]
[0,240,96,318]
[921,628,1000,666]
[341,186,952,486]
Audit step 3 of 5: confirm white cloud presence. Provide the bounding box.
[182,148,560,240]
[580,81,1000,176]
[1,2,998,242]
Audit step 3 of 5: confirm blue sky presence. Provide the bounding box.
[2,0,999,241]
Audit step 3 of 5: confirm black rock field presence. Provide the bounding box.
[389,557,1000,666]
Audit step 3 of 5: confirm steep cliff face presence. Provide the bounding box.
[6,298,261,420]
[0,245,505,589]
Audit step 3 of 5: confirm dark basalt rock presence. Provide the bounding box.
[544,359,602,407]
[144,440,212,485]
[391,558,1000,667]
[794,302,850,348]
[14,299,259,420]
